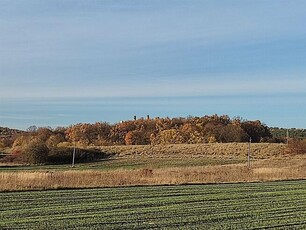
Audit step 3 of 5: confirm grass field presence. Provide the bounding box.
[0,143,300,191]
[0,156,244,172]
[0,143,286,173]
[1,180,306,229]
[98,143,286,159]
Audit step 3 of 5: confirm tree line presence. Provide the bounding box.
[11,114,274,148]
[2,114,306,164]
[270,127,306,139]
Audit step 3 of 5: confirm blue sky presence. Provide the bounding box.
[0,0,306,129]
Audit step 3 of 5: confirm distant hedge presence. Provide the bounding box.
[48,147,107,164]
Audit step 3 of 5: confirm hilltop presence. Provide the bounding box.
[0,126,23,137]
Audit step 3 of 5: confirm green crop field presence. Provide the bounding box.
[1,180,306,229]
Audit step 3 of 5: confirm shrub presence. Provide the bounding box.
[23,140,49,164]
[286,139,306,155]
[208,136,217,143]
[0,137,15,148]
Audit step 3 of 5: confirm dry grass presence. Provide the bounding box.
[99,143,286,159]
[0,143,295,191]
[1,155,306,191]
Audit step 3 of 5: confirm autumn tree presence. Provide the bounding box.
[152,129,184,144]
[47,134,66,149]
[219,124,249,143]
[124,131,134,145]
[241,120,272,142]
[110,121,136,145]
[36,127,53,142]
[179,123,204,143]
[23,139,49,164]
[93,122,111,145]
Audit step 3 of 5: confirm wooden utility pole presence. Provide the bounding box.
[286,129,289,145]
[72,142,76,167]
[248,137,251,169]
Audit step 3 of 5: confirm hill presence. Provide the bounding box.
[0,126,23,137]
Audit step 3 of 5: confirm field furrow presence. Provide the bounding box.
[1,180,306,229]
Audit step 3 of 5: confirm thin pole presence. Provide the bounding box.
[286,129,289,145]
[248,137,251,169]
[72,142,76,167]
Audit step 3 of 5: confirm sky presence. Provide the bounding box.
[0,0,306,130]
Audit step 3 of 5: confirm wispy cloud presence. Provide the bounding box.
[1,72,304,98]
[0,1,305,128]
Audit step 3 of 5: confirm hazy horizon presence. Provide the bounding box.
[1,95,305,130]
